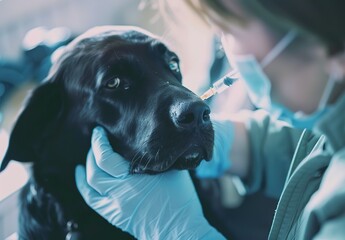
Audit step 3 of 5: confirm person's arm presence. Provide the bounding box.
[233,110,304,198]
[228,119,250,178]
[197,110,303,198]
[75,127,226,240]
[312,213,345,239]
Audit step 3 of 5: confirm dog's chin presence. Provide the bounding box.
[130,145,211,174]
[172,145,208,170]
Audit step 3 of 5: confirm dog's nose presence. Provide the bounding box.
[171,101,211,129]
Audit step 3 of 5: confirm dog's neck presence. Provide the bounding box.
[25,120,116,238]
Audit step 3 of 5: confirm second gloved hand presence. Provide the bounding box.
[196,119,234,178]
[75,127,225,240]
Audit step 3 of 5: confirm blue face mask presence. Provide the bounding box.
[221,30,335,129]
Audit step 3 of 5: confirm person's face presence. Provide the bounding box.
[216,0,332,114]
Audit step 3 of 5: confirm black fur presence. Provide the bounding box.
[1,26,214,239]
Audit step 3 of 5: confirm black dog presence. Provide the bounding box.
[0,26,214,239]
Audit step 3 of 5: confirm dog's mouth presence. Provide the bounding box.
[130,144,210,174]
[172,145,206,170]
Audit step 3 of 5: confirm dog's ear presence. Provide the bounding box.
[0,81,64,171]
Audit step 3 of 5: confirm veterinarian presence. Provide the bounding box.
[75,0,345,239]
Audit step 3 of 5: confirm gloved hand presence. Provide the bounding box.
[196,119,234,178]
[75,127,226,240]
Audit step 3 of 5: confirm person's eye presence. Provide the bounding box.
[168,59,180,72]
[106,77,121,89]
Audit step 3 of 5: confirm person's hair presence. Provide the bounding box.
[258,0,345,55]
[181,0,345,55]
[182,0,298,36]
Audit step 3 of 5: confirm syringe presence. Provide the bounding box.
[200,71,241,100]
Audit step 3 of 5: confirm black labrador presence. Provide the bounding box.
[0,26,214,239]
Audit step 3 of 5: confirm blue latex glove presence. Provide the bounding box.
[196,119,234,178]
[75,127,226,240]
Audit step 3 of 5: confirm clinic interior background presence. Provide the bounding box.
[0,0,249,238]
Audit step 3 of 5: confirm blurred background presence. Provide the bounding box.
[0,1,274,239]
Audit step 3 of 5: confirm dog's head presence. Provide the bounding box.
[1,26,214,174]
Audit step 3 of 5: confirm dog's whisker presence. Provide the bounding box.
[129,140,151,168]
[131,151,145,170]
[154,148,161,164]
[137,152,147,170]
[143,154,153,171]
[130,150,142,164]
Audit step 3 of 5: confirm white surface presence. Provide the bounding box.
[0,129,29,202]
[0,129,29,239]
[0,190,21,240]
[0,161,29,202]
[5,233,18,240]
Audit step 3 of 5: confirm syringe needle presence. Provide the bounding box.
[200,88,217,100]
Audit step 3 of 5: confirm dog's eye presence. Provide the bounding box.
[169,60,180,72]
[106,77,121,89]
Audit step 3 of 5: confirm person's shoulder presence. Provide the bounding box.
[331,148,345,169]
[317,148,345,204]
